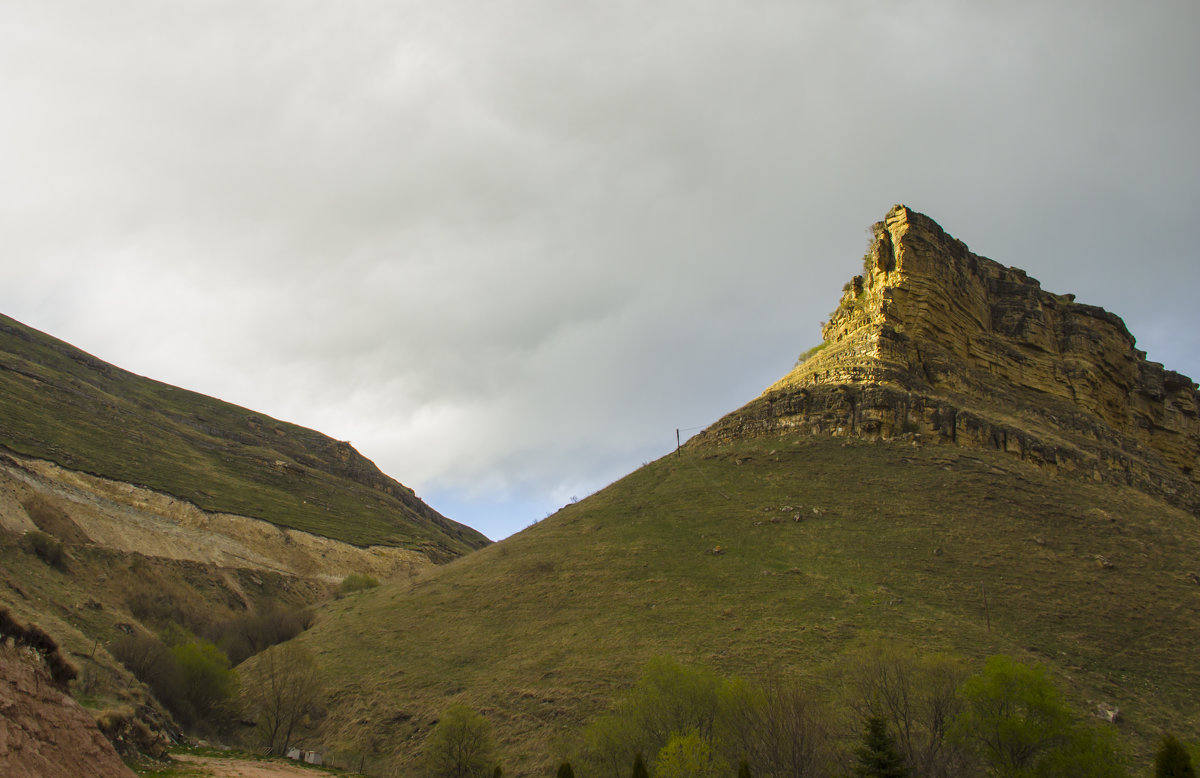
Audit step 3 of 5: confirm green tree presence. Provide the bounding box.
[653,731,728,778]
[632,752,649,778]
[854,716,911,778]
[424,704,495,778]
[556,761,575,778]
[1036,724,1127,778]
[952,656,1072,776]
[170,638,238,726]
[580,657,731,776]
[1155,734,1196,778]
[952,655,1127,778]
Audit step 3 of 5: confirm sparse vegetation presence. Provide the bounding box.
[239,641,323,755]
[23,529,67,570]
[207,604,315,666]
[300,436,1200,775]
[796,341,829,366]
[0,311,488,552]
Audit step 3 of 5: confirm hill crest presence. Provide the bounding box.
[0,312,489,557]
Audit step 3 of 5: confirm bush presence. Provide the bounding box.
[171,638,239,724]
[207,605,314,666]
[110,633,184,708]
[126,588,199,634]
[653,731,728,778]
[338,573,380,596]
[952,655,1127,778]
[1155,734,1195,778]
[424,704,496,778]
[24,530,66,569]
[110,630,237,730]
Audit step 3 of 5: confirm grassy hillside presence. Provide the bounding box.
[0,313,488,556]
[299,434,1200,775]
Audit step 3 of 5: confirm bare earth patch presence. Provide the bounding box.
[172,753,334,778]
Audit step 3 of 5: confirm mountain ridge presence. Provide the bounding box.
[703,205,1198,513]
[0,311,488,556]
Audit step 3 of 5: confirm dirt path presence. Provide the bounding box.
[172,753,338,778]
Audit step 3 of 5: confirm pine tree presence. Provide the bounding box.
[1155,734,1196,778]
[632,751,649,778]
[556,761,575,778]
[737,757,752,778]
[854,716,910,778]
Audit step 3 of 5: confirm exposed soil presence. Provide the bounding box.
[173,753,336,777]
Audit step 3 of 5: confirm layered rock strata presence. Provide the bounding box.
[701,205,1200,512]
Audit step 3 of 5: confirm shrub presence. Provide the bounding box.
[110,633,184,708]
[111,630,238,730]
[126,588,199,633]
[24,530,66,569]
[795,342,829,366]
[338,573,380,596]
[208,605,314,666]
[171,638,239,725]
[424,704,496,778]
[653,731,728,778]
[1154,734,1195,778]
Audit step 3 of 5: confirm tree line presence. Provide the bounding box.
[421,647,1198,778]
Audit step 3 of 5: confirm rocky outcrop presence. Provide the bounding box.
[701,205,1200,512]
[0,611,134,778]
[0,451,431,581]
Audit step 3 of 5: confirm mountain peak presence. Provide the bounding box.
[707,206,1199,512]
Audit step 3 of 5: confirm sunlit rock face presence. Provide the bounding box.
[703,205,1199,512]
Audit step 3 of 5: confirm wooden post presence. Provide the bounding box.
[676,428,681,456]
[982,583,991,632]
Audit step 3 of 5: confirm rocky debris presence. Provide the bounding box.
[700,205,1199,514]
[94,705,171,761]
[0,614,133,778]
[0,608,76,689]
[0,451,431,582]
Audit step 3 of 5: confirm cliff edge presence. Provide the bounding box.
[702,205,1199,512]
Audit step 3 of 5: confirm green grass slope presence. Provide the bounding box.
[0,313,488,557]
[300,434,1200,775]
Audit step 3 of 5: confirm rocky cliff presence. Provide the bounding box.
[701,205,1200,512]
[0,610,134,778]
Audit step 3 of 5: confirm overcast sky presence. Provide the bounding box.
[2,1,1197,540]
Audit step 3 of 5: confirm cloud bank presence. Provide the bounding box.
[2,1,1197,538]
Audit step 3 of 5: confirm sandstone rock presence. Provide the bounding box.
[701,205,1199,513]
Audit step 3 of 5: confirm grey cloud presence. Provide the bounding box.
[1,0,1197,537]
